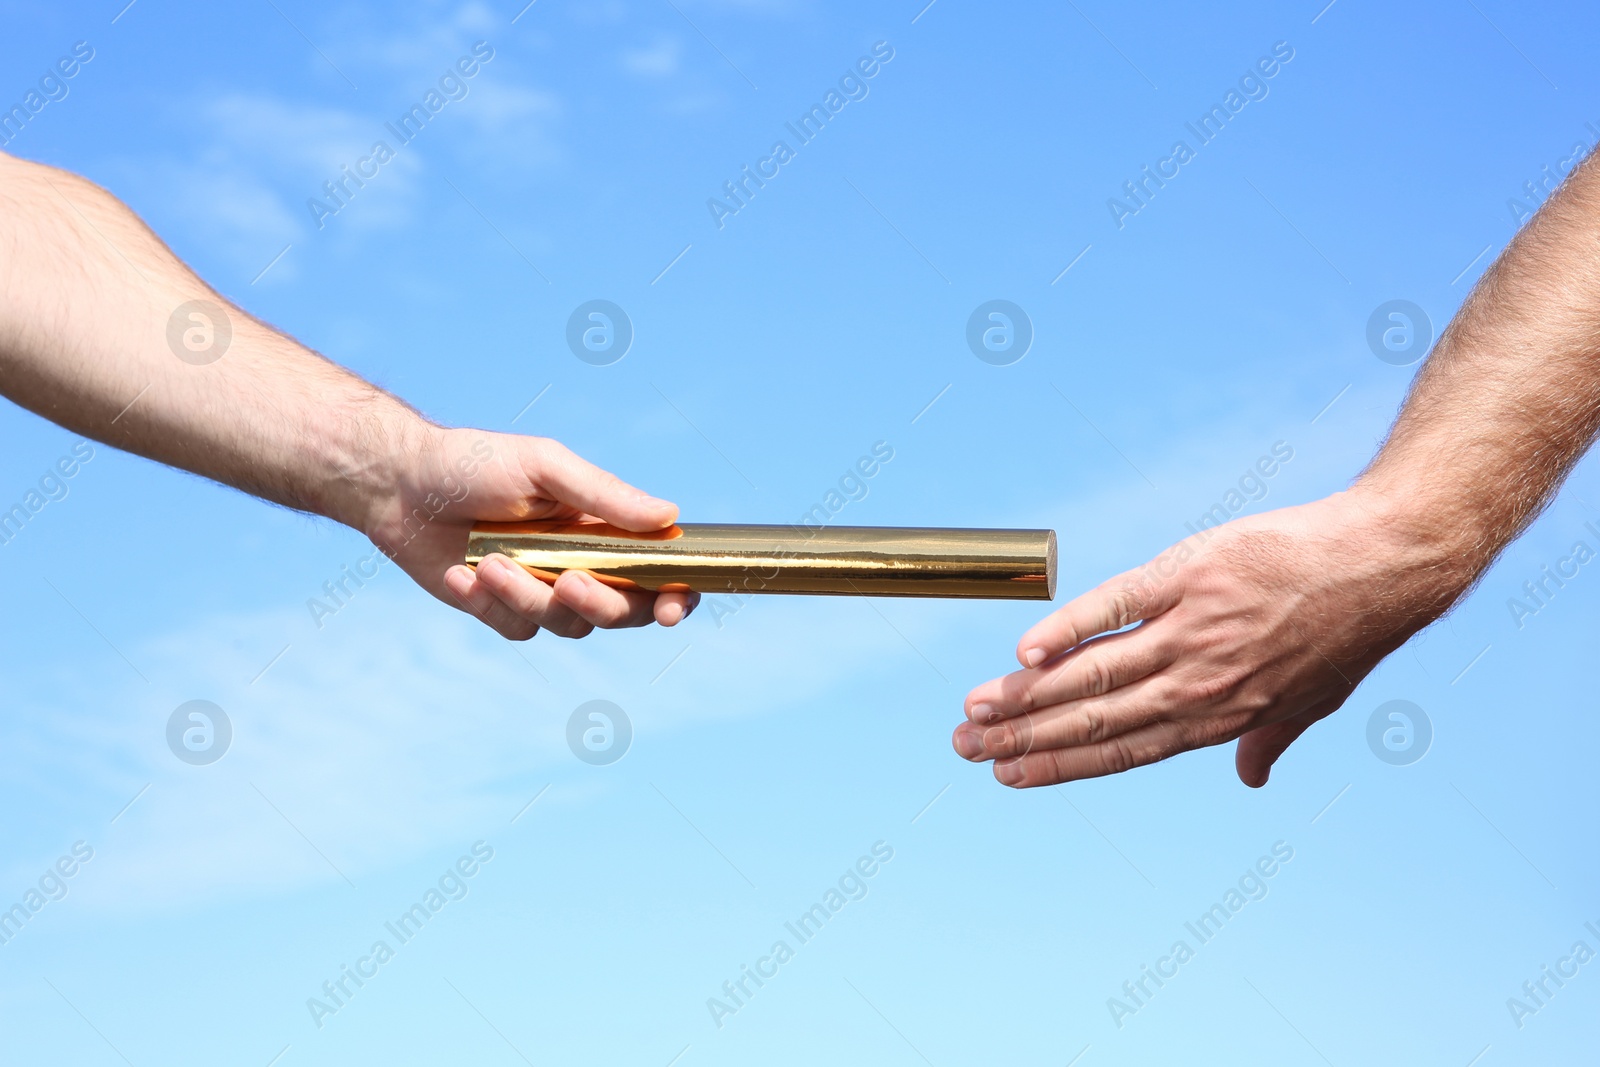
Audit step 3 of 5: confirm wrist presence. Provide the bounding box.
[1340,477,1489,616]
[314,393,438,537]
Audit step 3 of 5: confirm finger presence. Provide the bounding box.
[990,720,1194,788]
[526,439,678,532]
[1015,564,1181,668]
[953,679,1162,762]
[655,590,700,627]
[471,555,595,639]
[965,630,1175,724]
[1234,700,1339,788]
[444,563,543,641]
[550,570,659,629]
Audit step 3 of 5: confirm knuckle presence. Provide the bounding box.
[1236,683,1276,717]
[513,592,548,618]
[492,581,528,611]
[1142,675,1183,711]
[541,616,577,638]
[1012,719,1037,756]
[1005,679,1038,715]
[1170,719,1207,752]
[1102,736,1138,776]
[1187,666,1251,707]
[1056,618,1084,649]
[582,603,621,628]
[529,437,570,471]
[493,612,538,641]
[1080,657,1115,698]
[985,722,1018,756]
[1109,586,1146,628]
[1040,750,1076,787]
[1166,723,1202,757]
[592,471,625,499]
[1136,724,1188,765]
[1026,752,1069,787]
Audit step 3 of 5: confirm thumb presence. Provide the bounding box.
[1233,702,1336,788]
[527,439,679,532]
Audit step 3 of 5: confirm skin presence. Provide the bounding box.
[0,152,697,640]
[956,148,1600,789]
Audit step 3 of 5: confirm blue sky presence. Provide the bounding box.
[2,0,1599,1063]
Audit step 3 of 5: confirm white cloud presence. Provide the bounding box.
[161,165,301,265]
[454,0,498,34]
[457,80,560,139]
[113,95,379,275]
[199,95,374,175]
[621,36,683,78]
[118,3,567,275]
[342,0,503,71]
[5,573,914,914]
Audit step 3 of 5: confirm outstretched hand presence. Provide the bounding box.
[953,490,1464,788]
[364,426,698,641]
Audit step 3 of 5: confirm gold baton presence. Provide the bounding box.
[466,521,1057,600]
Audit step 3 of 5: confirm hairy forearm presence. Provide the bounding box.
[1359,149,1600,593]
[0,153,421,531]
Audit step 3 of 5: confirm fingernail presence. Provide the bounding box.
[660,602,685,625]
[995,758,1025,786]
[970,702,999,724]
[953,729,984,759]
[640,494,676,512]
[445,568,473,597]
[1023,647,1047,668]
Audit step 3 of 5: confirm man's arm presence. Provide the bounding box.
[0,152,695,640]
[954,149,1600,789]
